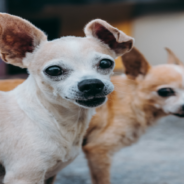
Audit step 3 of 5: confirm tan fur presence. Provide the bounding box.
[0,79,24,91]
[83,47,184,184]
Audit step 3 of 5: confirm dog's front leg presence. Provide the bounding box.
[83,144,111,184]
[44,175,56,184]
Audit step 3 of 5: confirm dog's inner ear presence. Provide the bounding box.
[84,19,134,56]
[165,47,183,66]
[1,29,34,61]
[0,13,47,68]
[122,47,150,79]
[94,23,132,54]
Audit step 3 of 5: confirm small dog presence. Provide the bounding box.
[83,47,184,184]
[0,13,134,184]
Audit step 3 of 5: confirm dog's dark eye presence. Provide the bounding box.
[99,59,113,69]
[45,66,62,76]
[157,88,175,97]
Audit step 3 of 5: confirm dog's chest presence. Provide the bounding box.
[14,88,95,176]
[45,149,77,179]
[36,108,93,177]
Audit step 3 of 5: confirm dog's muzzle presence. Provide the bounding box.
[173,105,184,117]
[76,79,106,107]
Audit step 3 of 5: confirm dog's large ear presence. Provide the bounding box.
[165,47,183,66]
[84,19,134,57]
[122,47,151,79]
[0,13,47,68]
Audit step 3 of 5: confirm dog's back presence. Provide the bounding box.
[0,79,24,91]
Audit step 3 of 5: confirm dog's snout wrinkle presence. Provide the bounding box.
[78,79,104,95]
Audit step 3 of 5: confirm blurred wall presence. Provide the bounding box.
[0,0,6,12]
[1,1,184,77]
[132,12,184,65]
[16,3,133,37]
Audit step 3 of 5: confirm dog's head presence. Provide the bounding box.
[122,47,184,117]
[0,14,134,108]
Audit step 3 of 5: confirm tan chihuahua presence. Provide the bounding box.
[83,47,184,184]
[0,13,134,184]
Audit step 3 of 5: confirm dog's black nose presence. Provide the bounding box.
[78,79,104,95]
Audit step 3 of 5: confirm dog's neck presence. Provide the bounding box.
[132,91,166,128]
[113,76,166,128]
[12,75,94,160]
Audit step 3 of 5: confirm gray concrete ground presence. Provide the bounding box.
[55,116,184,184]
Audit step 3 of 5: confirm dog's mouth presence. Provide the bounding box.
[76,97,106,108]
[173,113,184,118]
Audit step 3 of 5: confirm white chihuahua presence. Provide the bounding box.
[0,14,134,184]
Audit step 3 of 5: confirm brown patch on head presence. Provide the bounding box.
[122,47,151,79]
[84,19,134,56]
[0,13,46,67]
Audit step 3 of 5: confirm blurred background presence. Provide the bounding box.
[0,0,184,78]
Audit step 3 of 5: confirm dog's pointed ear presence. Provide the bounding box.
[165,47,183,66]
[0,13,47,68]
[122,47,151,79]
[84,19,134,57]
